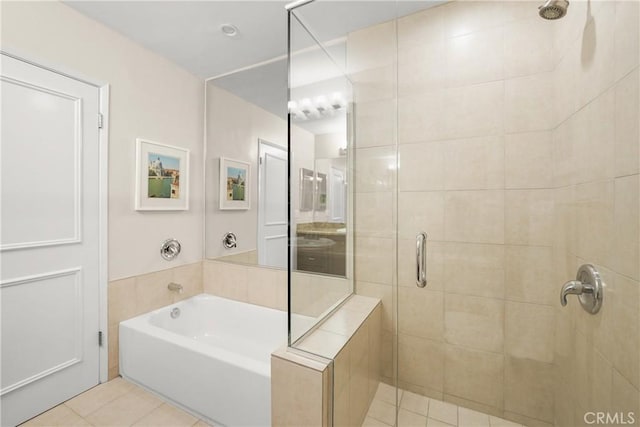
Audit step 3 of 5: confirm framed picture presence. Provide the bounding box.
[219,157,250,210]
[135,138,189,211]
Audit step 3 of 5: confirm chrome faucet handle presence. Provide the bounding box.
[560,264,603,314]
[560,280,585,306]
[222,232,237,249]
[160,238,181,261]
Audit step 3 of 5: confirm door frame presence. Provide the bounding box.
[1,49,110,383]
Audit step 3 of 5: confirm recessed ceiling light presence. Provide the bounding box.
[220,24,239,37]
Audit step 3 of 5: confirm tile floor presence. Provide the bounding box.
[20,377,211,427]
[363,383,525,427]
[22,377,524,427]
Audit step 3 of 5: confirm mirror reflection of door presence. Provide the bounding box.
[299,168,314,212]
[314,172,327,211]
[330,166,345,223]
[257,140,288,268]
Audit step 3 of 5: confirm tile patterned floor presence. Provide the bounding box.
[22,377,524,427]
[20,377,212,427]
[363,383,525,427]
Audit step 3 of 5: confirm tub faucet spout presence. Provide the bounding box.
[168,282,183,294]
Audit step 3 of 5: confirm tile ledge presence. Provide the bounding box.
[285,294,381,362]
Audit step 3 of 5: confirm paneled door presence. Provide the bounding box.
[257,140,288,268]
[0,53,102,426]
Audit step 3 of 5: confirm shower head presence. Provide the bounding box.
[539,0,569,20]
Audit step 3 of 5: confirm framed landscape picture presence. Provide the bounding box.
[219,157,250,210]
[135,138,189,211]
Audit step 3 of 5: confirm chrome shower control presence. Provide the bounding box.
[560,264,603,314]
[160,238,181,261]
[223,232,237,249]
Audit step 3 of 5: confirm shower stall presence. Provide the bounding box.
[287,1,639,426]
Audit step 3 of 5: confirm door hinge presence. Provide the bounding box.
[98,113,104,129]
[259,157,263,165]
[98,330,103,346]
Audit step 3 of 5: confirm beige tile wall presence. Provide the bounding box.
[107,261,203,379]
[351,1,639,426]
[201,259,354,321]
[201,259,287,311]
[271,352,331,427]
[203,259,354,342]
[349,14,399,395]
[552,1,640,426]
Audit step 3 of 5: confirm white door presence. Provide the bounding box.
[0,54,102,426]
[258,140,288,268]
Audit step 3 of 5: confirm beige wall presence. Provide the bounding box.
[1,1,205,281]
[205,83,315,260]
[552,1,639,426]
[202,259,287,311]
[351,1,639,426]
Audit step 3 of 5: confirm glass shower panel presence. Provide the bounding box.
[292,1,402,424]
[291,1,639,426]
[287,10,354,347]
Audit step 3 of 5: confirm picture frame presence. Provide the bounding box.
[219,157,251,210]
[135,138,190,211]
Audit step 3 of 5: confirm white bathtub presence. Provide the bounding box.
[119,294,287,426]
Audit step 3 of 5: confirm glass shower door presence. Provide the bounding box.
[391,1,640,427]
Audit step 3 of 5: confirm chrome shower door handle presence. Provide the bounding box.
[416,232,427,288]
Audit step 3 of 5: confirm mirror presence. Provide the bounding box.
[205,52,351,280]
[299,168,314,212]
[203,0,438,348]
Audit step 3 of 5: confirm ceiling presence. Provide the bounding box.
[65,1,290,79]
[65,0,442,79]
[65,1,443,135]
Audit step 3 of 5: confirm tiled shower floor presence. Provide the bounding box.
[363,383,524,427]
[20,377,211,427]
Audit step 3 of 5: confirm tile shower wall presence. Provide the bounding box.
[107,262,203,379]
[351,1,639,426]
[552,1,639,426]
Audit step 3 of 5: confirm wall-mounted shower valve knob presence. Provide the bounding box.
[560,264,603,314]
[223,232,237,249]
[160,238,181,261]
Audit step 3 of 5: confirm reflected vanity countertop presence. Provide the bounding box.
[296,222,346,237]
[295,236,336,249]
